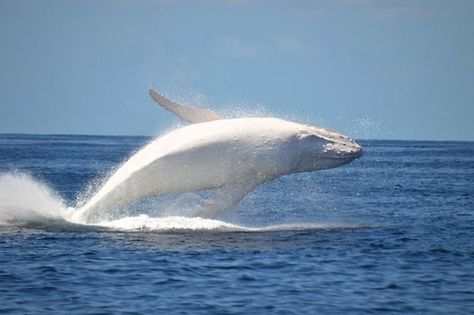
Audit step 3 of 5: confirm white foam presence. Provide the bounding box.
[94,214,352,233]
[96,215,242,232]
[0,172,70,225]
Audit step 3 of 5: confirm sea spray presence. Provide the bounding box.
[0,172,69,225]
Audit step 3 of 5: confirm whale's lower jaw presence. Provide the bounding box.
[293,154,361,174]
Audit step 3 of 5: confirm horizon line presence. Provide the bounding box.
[0,132,472,143]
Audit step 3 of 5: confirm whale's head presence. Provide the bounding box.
[292,125,362,173]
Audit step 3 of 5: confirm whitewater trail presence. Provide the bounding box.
[0,172,355,233]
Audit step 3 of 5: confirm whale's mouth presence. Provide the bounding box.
[320,148,363,167]
[293,153,361,173]
[332,148,363,160]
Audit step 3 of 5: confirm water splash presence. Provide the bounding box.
[0,172,358,233]
[0,172,70,225]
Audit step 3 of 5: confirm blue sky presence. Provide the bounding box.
[0,0,473,140]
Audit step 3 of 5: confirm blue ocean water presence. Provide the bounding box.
[0,134,473,314]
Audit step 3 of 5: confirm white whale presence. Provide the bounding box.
[72,89,362,223]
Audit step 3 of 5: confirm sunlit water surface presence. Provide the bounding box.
[0,134,473,314]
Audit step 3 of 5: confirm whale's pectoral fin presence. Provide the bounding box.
[149,88,222,123]
[194,181,259,218]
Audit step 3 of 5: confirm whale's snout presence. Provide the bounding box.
[293,125,363,173]
[308,126,362,160]
[325,139,363,160]
[354,142,363,158]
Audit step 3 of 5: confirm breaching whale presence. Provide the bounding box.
[72,89,362,223]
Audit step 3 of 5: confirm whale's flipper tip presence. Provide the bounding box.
[149,88,222,124]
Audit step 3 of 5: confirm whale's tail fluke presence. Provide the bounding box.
[149,88,222,124]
